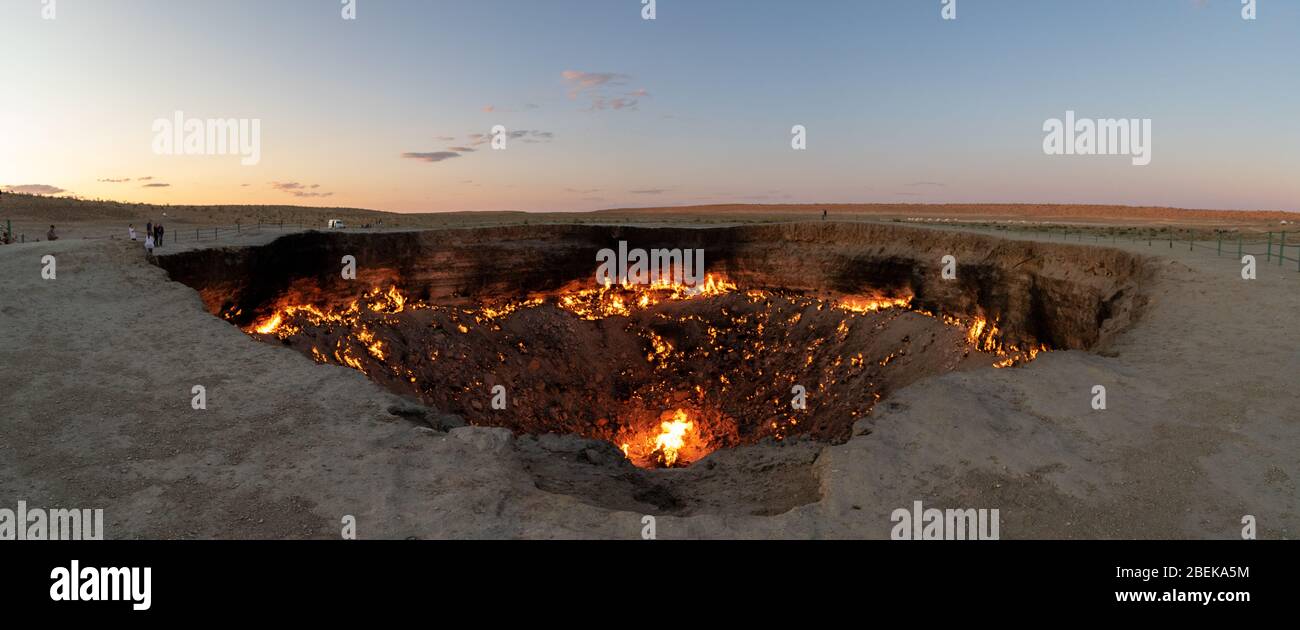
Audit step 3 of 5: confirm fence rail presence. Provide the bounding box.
[922,222,1300,273]
[172,220,310,244]
[0,218,313,245]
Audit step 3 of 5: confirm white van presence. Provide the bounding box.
[327,219,347,229]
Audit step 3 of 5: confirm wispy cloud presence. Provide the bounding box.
[406,129,555,165]
[2,184,66,195]
[466,129,555,146]
[588,96,642,111]
[629,189,666,195]
[98,177,132,183]
[142,183,171,188]
[482,103,539,113]
[401,151,463,163]
[562,70,649,112]
[562,70,628,97]
[271,181,334,197]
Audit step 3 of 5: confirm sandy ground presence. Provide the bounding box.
[1,212,1297,539]
[4,193,1297,244]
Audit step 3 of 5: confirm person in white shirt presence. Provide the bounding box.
[129,224,137,241]
[144,233,155,255]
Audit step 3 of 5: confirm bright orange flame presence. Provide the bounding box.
[651,409,694,467]
[695,274,737,296]
[837,295,913,313]
[557,273,738,320]
[967,316,987,345]
[253,312,282,334]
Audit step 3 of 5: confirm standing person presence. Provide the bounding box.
[156,223,164,247]
[46,225,58,241]
[129,224,137,241]
[146,221,153,241]
[144,232,155,257]
[822,209,828,221]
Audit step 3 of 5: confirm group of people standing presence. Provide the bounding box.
[129,221,165,255]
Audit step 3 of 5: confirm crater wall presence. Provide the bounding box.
[156,222,1152,350]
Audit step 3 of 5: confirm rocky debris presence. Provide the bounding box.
[430,413,467,431]
[386,401,466,432]
[579,443,626,467]
[451,426,515,454]
[386,401,427,419]
[535,432,589,454]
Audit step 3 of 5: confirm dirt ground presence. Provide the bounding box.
[3,193,1296,244]
[1,205,1297,539]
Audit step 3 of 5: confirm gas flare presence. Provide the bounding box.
[619,408,704,468]
[651,409,694,467]
[837,294,913,314]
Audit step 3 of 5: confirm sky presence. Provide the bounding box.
[1,0,1297,213]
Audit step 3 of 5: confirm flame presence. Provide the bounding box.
[837,294,913,314]
[614,408,708,468]
[369,286,406,313]
[695,274,737,296]
[245,281,1052,385]
[557,273,737,320]
[651,409,694,468]
[253,312,283,335]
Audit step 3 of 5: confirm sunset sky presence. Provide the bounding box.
[2,0,1297,212]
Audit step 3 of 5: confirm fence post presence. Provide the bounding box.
[1217,232,1221,256]
[1238,234,1242,259]
[1266,232,1272,262]
[1280,232,1287,267]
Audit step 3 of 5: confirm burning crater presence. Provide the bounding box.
[158,223,1148,514]
[234,277,1038,469]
